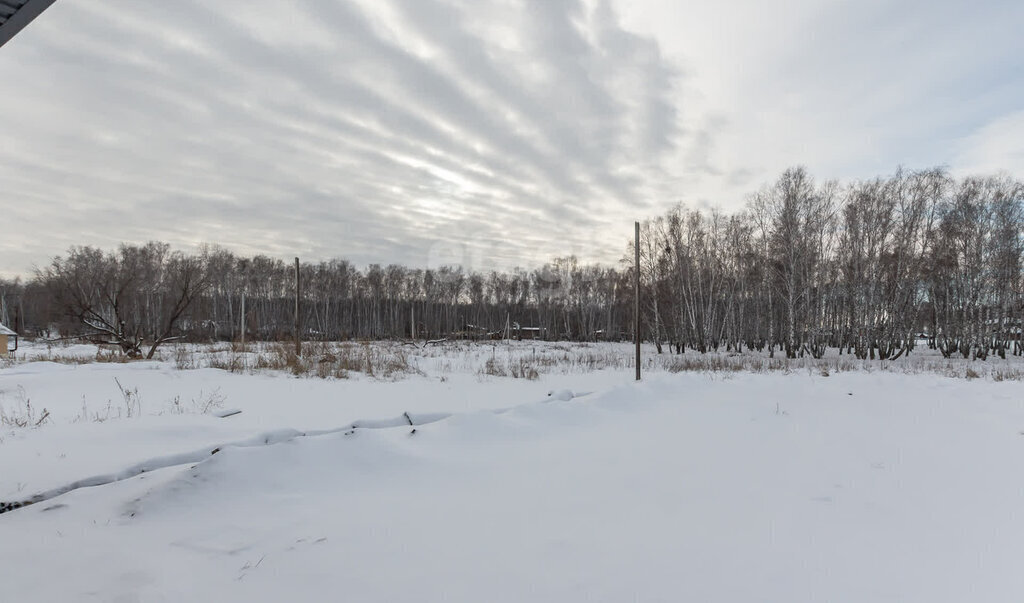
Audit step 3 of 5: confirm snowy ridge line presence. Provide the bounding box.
[0,412,454,516]
[0,390,585,516]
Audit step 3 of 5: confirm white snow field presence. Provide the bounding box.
[3,344,1024,602]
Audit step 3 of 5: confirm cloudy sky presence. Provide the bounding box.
[1,0,1022,278]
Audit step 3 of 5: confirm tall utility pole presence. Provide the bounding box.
[294,257,301,357]
[635,221,641,381]
[240,291,246,347]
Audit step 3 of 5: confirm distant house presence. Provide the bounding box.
[509,322,547,341]
[513,326,546,341]
[0,323,16,355]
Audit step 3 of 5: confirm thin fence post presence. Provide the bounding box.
[635,221,641,381]
[240,291,246,348]
[294,257,301,357]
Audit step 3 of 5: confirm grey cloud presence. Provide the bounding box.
[0,0,694,277]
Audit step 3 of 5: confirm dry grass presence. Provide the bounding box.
[167,388,226,415]
[480,355,539,380]
[6,338,1024,382]
[190,341,424,380]
[0,386,51,429]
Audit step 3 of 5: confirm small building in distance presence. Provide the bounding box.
[0,323,16,355]
[513,326,546,340]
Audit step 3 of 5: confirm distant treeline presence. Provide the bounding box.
[1,167,1021,360]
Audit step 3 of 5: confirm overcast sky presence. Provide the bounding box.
[1,0,1022,278]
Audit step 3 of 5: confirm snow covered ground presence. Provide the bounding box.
[2,342,1024,601]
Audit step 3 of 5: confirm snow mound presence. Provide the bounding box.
[546,388,575,401]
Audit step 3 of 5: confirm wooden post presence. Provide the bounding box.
[635,221,641,381]
[294,257,301,357]
[240,291,246,348]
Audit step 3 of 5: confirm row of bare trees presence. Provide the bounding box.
[2,167,1020,360]
[196,252,635,343]
[635,167,1024,359]
[4,247,636,352]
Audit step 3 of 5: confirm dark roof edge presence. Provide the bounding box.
[0,0,58,50]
